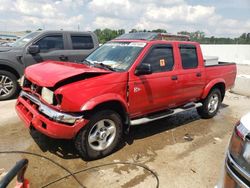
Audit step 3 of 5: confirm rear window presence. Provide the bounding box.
[71,35,94,50]
[180,45,198,69]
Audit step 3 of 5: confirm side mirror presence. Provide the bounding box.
[135,63,152,76]
[28,45,40,54]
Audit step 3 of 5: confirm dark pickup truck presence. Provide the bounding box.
[0,30,99,100]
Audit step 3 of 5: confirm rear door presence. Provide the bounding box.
[129,44,182,117]
[177,44,205,104]
[23,33,67,67]
[66,33,97,63]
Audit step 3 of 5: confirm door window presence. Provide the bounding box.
[180,45,198,69]
[35,35,64,52]
[71,35,94,49]
[142,46,174,73]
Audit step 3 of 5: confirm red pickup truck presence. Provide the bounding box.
[16,33,236,160]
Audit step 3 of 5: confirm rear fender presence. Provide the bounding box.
[201,79,225,99]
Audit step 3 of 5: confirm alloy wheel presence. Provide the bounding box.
[0,75,14,97]
[208,93,219,113]
[88,119,117,151]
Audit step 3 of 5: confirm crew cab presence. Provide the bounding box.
[0,30,98,100]
[16,32,237,160]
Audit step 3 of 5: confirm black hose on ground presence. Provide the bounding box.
[0,151,85,188]
[0,151,159,188]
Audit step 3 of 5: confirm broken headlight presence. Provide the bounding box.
[41,87,54,104]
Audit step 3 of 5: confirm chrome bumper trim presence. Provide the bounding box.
[226,152,249,188]
[20,91,82,124]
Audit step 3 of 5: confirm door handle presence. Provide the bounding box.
[196,72,202,77]
[171,75,178,80]
[59,55,68,61]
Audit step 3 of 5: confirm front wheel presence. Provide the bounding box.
[0,70,20,101]
[197,88,222,119]
[74,110,123,160]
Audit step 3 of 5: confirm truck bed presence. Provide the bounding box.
[205,62,237,90]
[205,61,236,67]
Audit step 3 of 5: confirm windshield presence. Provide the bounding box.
[12,32,40,47]
[85,41,146,71]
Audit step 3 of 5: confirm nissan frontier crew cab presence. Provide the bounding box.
[16,32,237,160]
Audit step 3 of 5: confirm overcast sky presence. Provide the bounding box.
[0,0,249,37]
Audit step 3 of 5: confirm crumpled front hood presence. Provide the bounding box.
[25,60,111,87]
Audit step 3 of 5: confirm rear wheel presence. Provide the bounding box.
[197,88,222,119]
[0,70,20,101]
[74,110,123,160]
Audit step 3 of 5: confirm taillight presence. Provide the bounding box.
[235,121,244,139]
[229,130,243,157]
[229,121,246,160]
[235,121,248,140]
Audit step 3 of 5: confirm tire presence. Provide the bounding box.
[0,70,20,101]
[197,88,222,119]
[74,110,123,160]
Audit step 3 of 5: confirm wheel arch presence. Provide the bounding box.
[0,63,22,79]
[91,101,128,121]
[201,79,226,101]
[81,95,130,133]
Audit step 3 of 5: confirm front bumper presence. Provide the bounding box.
[16,91,88,139]
[223,152,250,188]
[20,91,83,124]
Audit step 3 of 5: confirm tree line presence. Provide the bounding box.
[93,28,250,44]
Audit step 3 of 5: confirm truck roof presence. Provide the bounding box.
[115,32,190,41]
[32,30,94,35]
[113,32,198,45]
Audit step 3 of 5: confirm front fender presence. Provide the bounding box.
[80,93,128,112]
[0,59,23,76]
[201,78,225,99]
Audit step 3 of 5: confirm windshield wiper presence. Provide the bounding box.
[82,59,92,66]
[93,63,115,71]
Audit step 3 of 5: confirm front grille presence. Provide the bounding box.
[22,77,31,88]
[30,83,42,94]
[23,78,59,106]
[23,78,42,95]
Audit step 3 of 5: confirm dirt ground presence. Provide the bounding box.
[0,91,249,188]
[0,64,250,188]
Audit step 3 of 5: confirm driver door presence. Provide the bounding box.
[22,34,67,67]
[128,44,182,117]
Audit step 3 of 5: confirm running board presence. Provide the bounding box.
[130,102,202,126]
